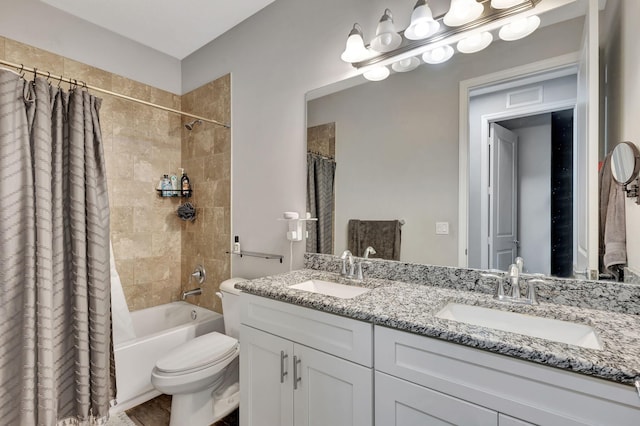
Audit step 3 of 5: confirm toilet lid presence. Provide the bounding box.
[155,332,238,374]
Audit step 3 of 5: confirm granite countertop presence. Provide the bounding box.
[236,269,640,387]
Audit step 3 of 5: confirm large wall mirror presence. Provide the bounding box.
[305,0,616,278]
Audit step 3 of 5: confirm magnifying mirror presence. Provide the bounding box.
[610,141,640,185]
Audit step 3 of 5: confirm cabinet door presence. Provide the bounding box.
[293,344,373,426]
[240,325,294,426]
[375,371,497,426]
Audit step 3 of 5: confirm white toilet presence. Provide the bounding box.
[151,278,245,426]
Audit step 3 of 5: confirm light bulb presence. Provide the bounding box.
[457,32,493,53]
[444,0,484,27]
[414,22,431,38]
[371,9,402,52]
[431,47,445,61]
[422,45,454,64]
[499,15,541,41]
[391,57,421,72]
[363,66,390,81]
[405,0,440,40]
[340,24,374,63]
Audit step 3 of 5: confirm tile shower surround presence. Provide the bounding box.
[0,36,231,312]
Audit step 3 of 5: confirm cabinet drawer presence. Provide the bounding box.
[375,371,497,425]
[241,294,373,367]
[375,326,640,425]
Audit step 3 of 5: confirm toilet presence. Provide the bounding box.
[151,278,245,426]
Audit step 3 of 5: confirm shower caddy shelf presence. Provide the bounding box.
[156,189,192,198]
[225,250,284,263]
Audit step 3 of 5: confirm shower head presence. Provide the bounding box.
[184,119,202,131]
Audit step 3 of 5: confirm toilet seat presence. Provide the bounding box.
[155,332,239,376]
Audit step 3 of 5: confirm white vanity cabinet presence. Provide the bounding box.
[240,294,373,426]
[375,325,640,426]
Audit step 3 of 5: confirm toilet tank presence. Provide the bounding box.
[219,278,246,340]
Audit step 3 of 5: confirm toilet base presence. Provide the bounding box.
[168,359,240,426]
[169,384,240,426]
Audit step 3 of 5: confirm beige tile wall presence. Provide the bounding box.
[307,122,335,158]
[0,37,229,312]
[180,75,232,314]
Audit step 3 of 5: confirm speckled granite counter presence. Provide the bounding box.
[236,268,640,387]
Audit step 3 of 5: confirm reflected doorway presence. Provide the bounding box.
[485,110,575,276]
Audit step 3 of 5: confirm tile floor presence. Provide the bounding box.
[126,395,239,426]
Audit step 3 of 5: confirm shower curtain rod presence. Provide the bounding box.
[0,59,230,129]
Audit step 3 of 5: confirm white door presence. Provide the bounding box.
[375,371,497,425]
[240,325,294,426]
[489,123,519,270]
[293,344,373,426]
[575,0,599,278]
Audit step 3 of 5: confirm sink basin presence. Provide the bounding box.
[289,280,370,299]
[436,303,603,350]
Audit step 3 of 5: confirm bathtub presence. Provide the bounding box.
[111,301,224,413]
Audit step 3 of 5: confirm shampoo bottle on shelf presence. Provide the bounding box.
[233,236,241,254]
[180,168,191,197]
[170,174,179,195]
[161,174,172,197]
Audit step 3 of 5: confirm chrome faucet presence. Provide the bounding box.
[363,246,376,258]
[340,250,355,277]
[508,263,521,299]
[480,257,539,305]
[181,287,202,300]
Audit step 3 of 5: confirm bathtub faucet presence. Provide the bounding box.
[181,287,202,300]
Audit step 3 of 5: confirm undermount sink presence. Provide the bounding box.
[436,303,603,350]
[289,280,370,299]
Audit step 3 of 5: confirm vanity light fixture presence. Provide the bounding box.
[457,31,493,53]
[443,0,484,27]
[340,24,374,63]
[498,15,541,41]
[341,0,542,81]
[371,9,403,53]
[404,0,440,41]
[491,0,528,9]
[422,45,455,64]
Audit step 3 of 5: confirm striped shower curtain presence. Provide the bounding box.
[306,153,336,254]
[0,70,114,425]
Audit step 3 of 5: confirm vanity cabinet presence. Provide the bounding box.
[375,325,640,425]
[240,294,373,426]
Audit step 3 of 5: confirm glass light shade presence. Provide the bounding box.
[340,24,374,63]
[404,0,440,40]
[443,0,484,27]
[391,57,421,72]
[499,15,541,41]
[491,0,527,9]
[422,45,455,64]
[363,66,390,81]
[457,32,493,53]
[371,9,402,52]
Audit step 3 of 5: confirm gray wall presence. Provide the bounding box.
[308,67,459,265]
[181,2,585,278]
[0,0,181,93]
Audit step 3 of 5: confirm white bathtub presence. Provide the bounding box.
[111,301,224,412]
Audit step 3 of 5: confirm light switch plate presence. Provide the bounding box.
[436,222,449,235]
